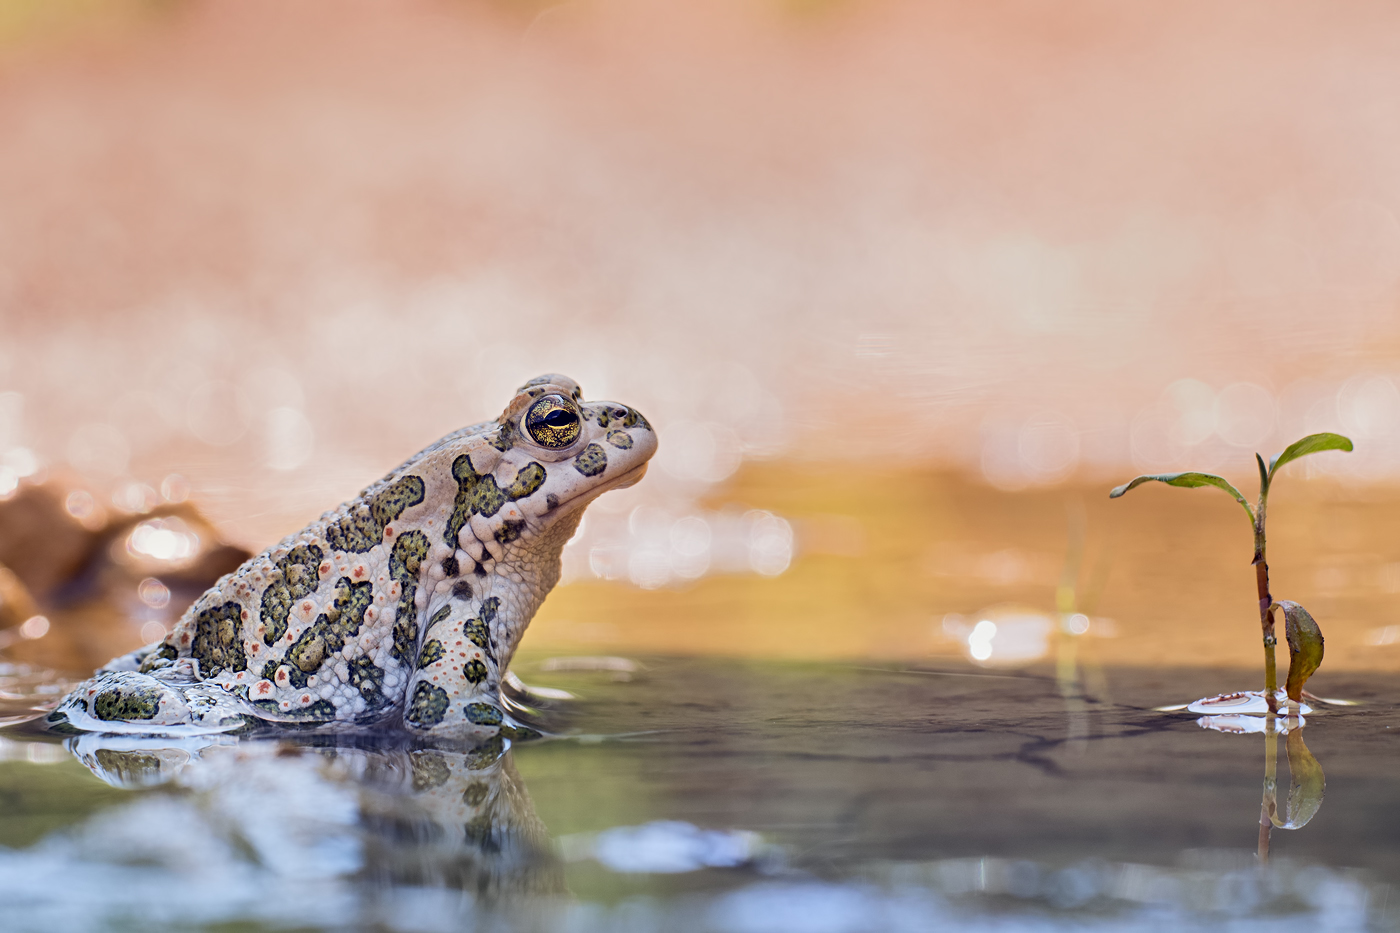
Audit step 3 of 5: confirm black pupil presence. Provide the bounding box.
[543,409,576,428]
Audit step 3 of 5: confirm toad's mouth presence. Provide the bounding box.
[546,461,650,518]
[608,461,649,491]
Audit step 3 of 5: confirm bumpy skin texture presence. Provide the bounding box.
[49,376,656,738]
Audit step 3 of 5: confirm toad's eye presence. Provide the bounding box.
[524,395,581,449]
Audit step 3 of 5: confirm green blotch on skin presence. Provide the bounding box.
[607,430,633,449]
[287,631,325,676]
[501,724,541,741]
[259,544,323,646]
[324,510,379,554]
[465,702,503,726]
[462,781,489,806]
[427,605,451,629]
[406,681,450,727]
[463,658,487,684]
[494,520,526,545]
[252,699,281,715]
[389,530,431,664]
[464,618,490,652]
[489,421,517,452]
[138,643,178,673]
[324,575,374,631]
[288,577,373,674]
[291,704,337,722]
[463,597,499,653]
[446,454,479,547]
[590,405,642,430]
[372,474,426,528]
[93,685,162,721]
[472,478,507,520]
[390,533,430,650]
[326,475,425,553]
[261,660,280,681]
[445,456,547,548]
[390,622,418,666]
[505,462,545,499]
[574,443,607,477]
[191,601,247,676]
[349,657,387,707]
[418,640,445,668]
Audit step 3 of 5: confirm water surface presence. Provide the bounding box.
[1,655,1396,931]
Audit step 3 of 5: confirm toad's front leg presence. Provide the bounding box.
[402,580,539,739]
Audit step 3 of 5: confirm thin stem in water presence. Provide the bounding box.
[1254,455,1278,714]
[1258,712,1278,864]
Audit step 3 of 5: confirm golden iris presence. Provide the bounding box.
[524,395,582,448]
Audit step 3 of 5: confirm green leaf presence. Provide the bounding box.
[1268,433,1353,480]
[1108,472,1254,521]
[1276,728,1325,830]
[1276,599,1325,702]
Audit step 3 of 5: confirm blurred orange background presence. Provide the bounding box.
[3,0,1400,680]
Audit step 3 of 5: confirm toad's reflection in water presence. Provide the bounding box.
[68,732,564,903]
[364,743,562,896]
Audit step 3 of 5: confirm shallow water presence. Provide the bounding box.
[1,655,1398,932]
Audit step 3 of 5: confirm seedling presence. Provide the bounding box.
[1109,433,1353,714]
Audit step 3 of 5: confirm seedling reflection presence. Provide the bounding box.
[1259,714,1325,864]
[1054,497,1114,754]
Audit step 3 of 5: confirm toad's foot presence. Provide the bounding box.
[46,670,257,736]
